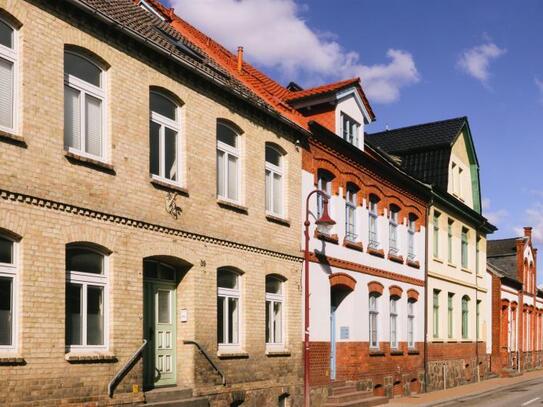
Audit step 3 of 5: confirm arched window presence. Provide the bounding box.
[0,233,17,348]
[265,275,284,347]
[389,296,399,349]
[407,214,418,261]
[64,51,106,160]
[345,183,358,242]
[369,293,379,349]
[217,268,240,347]
[217,121,240,202]
[388,204,400,255]
[150,91,181,184]
[316,169,334,218]
[461,295,469,339]
[265,145,284,216]
[65,245,108,349]
[407,299,416,349]
[0,16,17,133]
[368,195,380,249]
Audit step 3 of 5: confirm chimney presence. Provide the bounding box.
[524,226,533,239]
[237,46,244,73]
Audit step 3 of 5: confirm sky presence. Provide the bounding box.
[164,0,543,276]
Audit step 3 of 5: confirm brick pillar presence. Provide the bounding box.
[491,275,502,374]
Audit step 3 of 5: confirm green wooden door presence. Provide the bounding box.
[144,281,176,388]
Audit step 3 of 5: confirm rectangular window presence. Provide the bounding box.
[265,146,284,217]
[462,297,469,339]
[407,217,416,261]
[447,219,454,263]
[369,295,379,348]
[461,228,469,269]
[217,123,240,202]
[433,212,440,258]
[448,293,454,338]
[389,208,399,254]
[390,298,398,349]
[369,198,379,249]
[0,18,16,133]
[476,238,480,275]
[265,277,284,346]
[407,301,415,348]
[433,290,440,338]
[317,171,332,219]
[0,235,16,349]
[451,162,457,194]
[340,112,360,146]
[0,277,13,346]
[345,187,357,242]
[476,300,481,340]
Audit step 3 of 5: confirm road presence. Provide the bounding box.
[437,375,543,407]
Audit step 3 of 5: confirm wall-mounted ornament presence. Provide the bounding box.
[165,192,182,219]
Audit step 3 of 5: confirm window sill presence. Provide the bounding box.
[388,253,404,264]
[65,150,115,174]
[407,259,420,269]
[150,177,189,196]
[343,239,363,252]
[265,214,291,227]
[65,351,117,363]
[408,349,420,355]
[217,199,248,214]
[0,129,26,147]
[390,350,404,356]
[314,230,339,244]
[0,355,25,365]
[367,247,385,258]
[434,257,444,264]
[265,349,291,357]
[448,262,457,268]
[369,350,385,356]
[217,350,249,359]
[461,267,471,273]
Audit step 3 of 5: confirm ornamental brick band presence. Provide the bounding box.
[389,285,403,298]
[368,281,384,295]
[329,272,357,291]
[407,289,419,301]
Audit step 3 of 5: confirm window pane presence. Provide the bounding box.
[265,170,272,212]
[217,123,237,147]
[0,20,13,49]
[228,297,239,344]
[0,58,13,129]
[150,92,176,121]
[218,270,238,289]
[64,85,81,150]
[0,278,12,346]
[273,301,282,343]
[66,283,82,345]
[265,146,280,167]
[265,300,271,343]
[273,173,282,214]
[164,127,177,181]
[266,277,282,294]
[159,264,175,281]
[87,286,104,346]
[66,248,103,274]
[217,149,225,197]
[217,296,225,343]
[64,53,101,87]
[227,155,238,201]
[158,290,170,324]
[150,121,160,176]
[0,235,12,264]
[85,94,102,157]
[143,260,158,279]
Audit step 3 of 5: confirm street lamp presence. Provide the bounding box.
[304,189,336,407]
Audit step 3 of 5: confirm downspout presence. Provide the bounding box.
[475,229,480,382]
[423,196,432,393]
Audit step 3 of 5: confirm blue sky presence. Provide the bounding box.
[165,0,543,264]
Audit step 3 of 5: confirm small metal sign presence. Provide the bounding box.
[340,326,349,339]
[180,309,188,322]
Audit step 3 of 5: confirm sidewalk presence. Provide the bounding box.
[388,369,543,406]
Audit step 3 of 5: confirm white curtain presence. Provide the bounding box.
[85,94,102,157]
[64,86,81,149]
[0,58,13,129]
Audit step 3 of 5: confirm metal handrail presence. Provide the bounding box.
[183,340,226,386]
[108,339,148,398]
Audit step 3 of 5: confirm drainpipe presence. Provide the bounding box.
[475,229,480,382]
[423,199,431,393]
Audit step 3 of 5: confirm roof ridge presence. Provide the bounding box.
[368,116,467,136]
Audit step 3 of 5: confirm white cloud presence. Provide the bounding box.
[515,199,543,245]
[457,42,506,84]
[482,197,508,226]
[535,77,543,104]
[170,0,419,103]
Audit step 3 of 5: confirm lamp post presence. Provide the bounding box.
[304,189,335,407]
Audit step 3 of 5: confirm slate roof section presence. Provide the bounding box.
[487,256,519,282]
[366,117,467,189]
[487,237,521,257]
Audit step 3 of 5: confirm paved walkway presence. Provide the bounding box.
[388,369,543,406]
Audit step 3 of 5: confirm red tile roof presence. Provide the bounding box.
[143,0,375,127]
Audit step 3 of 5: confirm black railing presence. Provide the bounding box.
[183,340,226,386]
[108,339,148,398]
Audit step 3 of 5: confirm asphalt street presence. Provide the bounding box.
[436,375,543,407]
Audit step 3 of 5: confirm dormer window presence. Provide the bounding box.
[340,112,359,146]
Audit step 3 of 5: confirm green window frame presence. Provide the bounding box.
[433,212,440,258]
[448,293,454,338]
[461,228,469,269]
[462,296,469,339]
[433,289,440,338]
[447,219,453,263]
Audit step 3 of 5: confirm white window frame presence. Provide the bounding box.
[407,217,416,261]
[0,234,18,351]
[65,246,109,352]
[217,270,241,352]
[407,301,415,349]
[345,186,357,242]
[390,297,398,349]
[64,51,108,162]
[265,277,285,350]
[340,112,360,146]
[150,92,182,187]
[216,122,241,203]
[388,208,399,255]
[369,294,379,349]
[317,171,332,219]
[368,198,379,249]
[0,17,18,135]
[265,145,284,217]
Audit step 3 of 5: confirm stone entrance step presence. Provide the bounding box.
[144,387,209,407]
[325,381,388,407]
